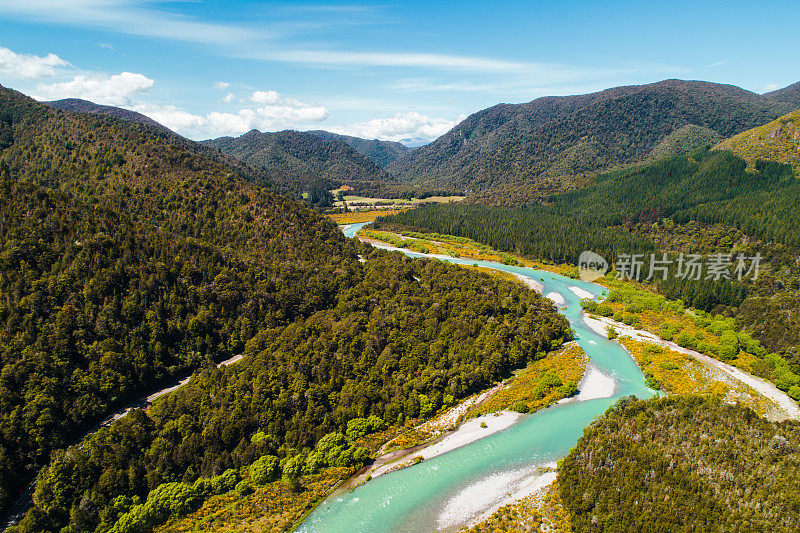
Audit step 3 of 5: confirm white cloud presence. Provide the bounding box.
[331,112,465,143]
[707,59,730,69]
[213,81,230,90]
[33,72,154,105]
[250,90,281,104]
[0,46,69,79]
[0,0,260,46]
[132,90,329,139]
[250,50,533,73]
[760,83,781,93]
[221,92,235,103]
[98,42,114,50]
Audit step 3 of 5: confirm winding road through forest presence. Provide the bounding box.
[0,352,244,531]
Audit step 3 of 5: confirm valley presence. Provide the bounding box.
[1,28,800,530]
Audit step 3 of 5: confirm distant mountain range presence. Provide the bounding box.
[44,98,173,133]
[36,79,800,203]
[201,129,401,195]
[308,130,412,167]
[388,79,798,196]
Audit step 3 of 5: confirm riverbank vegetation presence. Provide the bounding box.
[559,396,800,532]
[462,479,572,533]
[154,467,353,533]
[357,227,577,277]
[474,343,586,415]
[582,278,800,402]
[618,338,774,416]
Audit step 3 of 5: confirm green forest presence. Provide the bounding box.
[378,149,800,366]
[388,79,792,195]
[0,86,571,532]
[559,396,800,532]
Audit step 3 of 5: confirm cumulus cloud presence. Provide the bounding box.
[33,72,154,105]
[250,90,281,104]
[213,81,230,90]
[0,46,69,79]
[221,92,235,103]
[331,112,465,143]
[133,90,329,139]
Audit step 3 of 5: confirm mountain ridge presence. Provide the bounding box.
[44,97,173,133]
[308,129,412,167]
[201,128,401,195]
[388,79,796,196]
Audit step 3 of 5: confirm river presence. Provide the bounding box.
[296,223,654,532]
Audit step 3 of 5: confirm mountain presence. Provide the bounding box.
[388,79,796,196]
[716,109,800,170]
[0,84,569,532]
[764,81,800,109]
[201,129,402,195]
[44,98,172,133]
[308,130,412,167]
[560,396,800,533]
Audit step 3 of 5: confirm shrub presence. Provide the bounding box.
[346,415,387,441]
[235,480,252,496]
[109,482,200,533]
[282,454,306,480]
[510,401,529,413]
[210,469,239,495]
[595,304,613,317]
[675,332,698,350]
[250,455,280,485]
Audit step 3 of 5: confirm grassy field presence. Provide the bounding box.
[336,194,464,209]
[327,209,407,224]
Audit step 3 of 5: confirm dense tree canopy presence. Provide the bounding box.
[0,85,571,531]
[560,396,800,532]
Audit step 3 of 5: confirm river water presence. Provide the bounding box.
[297,223,653,532]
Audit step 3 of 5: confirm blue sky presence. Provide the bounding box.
[0,0,797,142]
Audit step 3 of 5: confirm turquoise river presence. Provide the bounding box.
[296,222,654,532]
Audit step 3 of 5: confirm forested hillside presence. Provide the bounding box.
[201,129,404,196]
[388,79,795,198]
[559,396,800,532]
[381,150,799,261]
[716,109,800,171]
[308,130,412,167]
[377,149,800,362]
[45,99,172,133]
[0,85,571,531]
